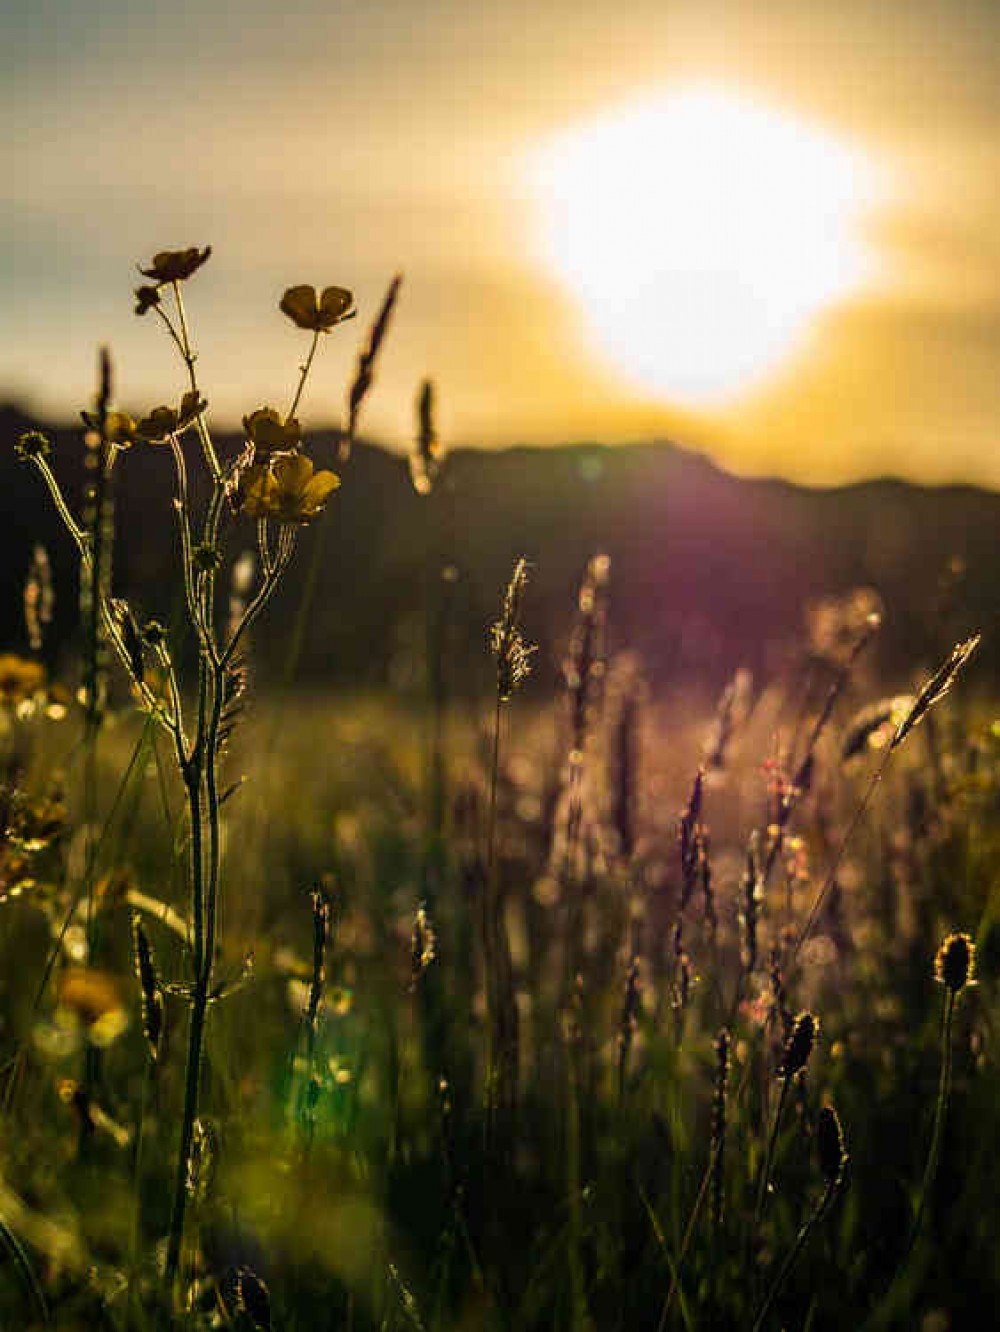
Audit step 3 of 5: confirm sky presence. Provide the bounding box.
[4,0,999,487]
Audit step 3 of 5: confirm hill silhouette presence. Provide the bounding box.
[2,404,996,698]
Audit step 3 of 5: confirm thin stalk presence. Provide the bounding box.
[483,690,503,1129]
[864,989,956,1328]
[168,436,212,653]
[201,670,226,991]
[911,989,956,1246]
[655,1153,712,1332]
[29,456,179,733]
[792,746,894,964]
[221,531,296,669]
[170,281,221,481]
[287,329,321,422]
[751,1180,839,1332]
[164,983,208,1293]
[129,1058,154,1316]
[754,1077,791,1234]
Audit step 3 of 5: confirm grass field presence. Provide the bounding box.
[1,250,997,1331]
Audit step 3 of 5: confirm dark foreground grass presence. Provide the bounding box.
[0,648,997,1330]
[1,243,997,1331]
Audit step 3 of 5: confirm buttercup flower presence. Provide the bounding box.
[242,407,302,457]
[80,410,137,448]
[138,247,212,285]
[136,390,207,442]
[242,454,339,525]
[134,285,161,316]
[279,284,355,332]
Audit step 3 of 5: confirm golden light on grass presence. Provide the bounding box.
[527,84,886,408]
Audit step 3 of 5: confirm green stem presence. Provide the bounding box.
[129,1058,153,1315]
[29,456,180,734]
[911,989,956,1245]
[287,329,321,422]
[164,746,209,1296]
[792,745,895,963]
[171,281,221,481]
[164,983,208,1294]
[483,690,503,1129]
[754,1077,791,1235]
[865,989,956,1328]
[751,1181,838,1332]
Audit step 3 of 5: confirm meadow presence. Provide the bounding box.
[0,248,996,1331]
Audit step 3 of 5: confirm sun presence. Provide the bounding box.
[527,85,885,408]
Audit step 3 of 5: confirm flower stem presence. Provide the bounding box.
[287,329,321,422]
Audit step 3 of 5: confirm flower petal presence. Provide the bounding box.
[136,406,178,441]
[273,452,315,496]
[301,469,340,512]
[241,465,279,518]
[318,286,354,328]
[279,285,320,329]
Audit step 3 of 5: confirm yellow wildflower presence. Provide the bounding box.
[136,390,206,442]
[242,454,339,525]
[279,284,355,332]
[138,246,212,284]
[242,407,302,457]
[80,409,137,447]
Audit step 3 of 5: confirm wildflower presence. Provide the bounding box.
[934,931,976,995]
[242,407,302,457]
[134,285,161,316]
[138,246,212,284]
[15,431,51,461]
[136,390,206,442]
[80,409,137,448]
[241,454,340,525]
[0,654,46,707]
[279,284,355,332]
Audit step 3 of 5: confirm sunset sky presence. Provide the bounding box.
[4,0,999,486]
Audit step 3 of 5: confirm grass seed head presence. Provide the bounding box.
[410,378,443,495]
[817,1104,847,1184]
[934,931,976,995]
[893,635,980,750]
[490,557,535,700]
[130,914,162,1060]
[779,1010,819,1078]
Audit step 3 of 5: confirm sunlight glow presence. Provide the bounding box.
[528,86,886,407]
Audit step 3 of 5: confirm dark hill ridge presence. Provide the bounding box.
[1,404,996,694]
